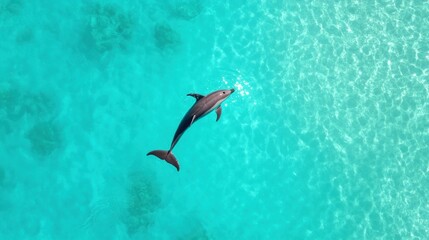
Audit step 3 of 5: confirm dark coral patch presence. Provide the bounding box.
[26,122,62,156]
[170,0,203,20]
[123,172,161,234]
[85,3,133,52]
[154,23,180,50]
[0,86,55,121]
[0,0,23,15]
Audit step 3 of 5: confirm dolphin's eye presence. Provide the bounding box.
[222,91,225,94]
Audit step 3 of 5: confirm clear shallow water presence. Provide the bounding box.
[0,0,428,239]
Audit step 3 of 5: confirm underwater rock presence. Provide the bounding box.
[86,3,133,52]
[26,122,61,156]
[170,0,203,20]
[123,172,160,234]
[154,23,180,50]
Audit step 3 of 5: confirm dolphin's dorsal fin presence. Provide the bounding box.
[187,93,205,101]
[216,106,222,121]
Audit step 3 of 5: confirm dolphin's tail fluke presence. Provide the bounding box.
[147,150,180,171]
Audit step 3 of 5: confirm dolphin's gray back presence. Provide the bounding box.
[169,91,224,150]
[147,88,234,171]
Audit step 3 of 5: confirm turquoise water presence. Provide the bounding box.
[1,0,428,239]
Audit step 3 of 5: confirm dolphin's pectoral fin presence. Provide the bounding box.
[216,106,222,121]
[190,115,196,125]
[187,93,205,101]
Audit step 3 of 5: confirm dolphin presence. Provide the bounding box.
[147,89,235,171]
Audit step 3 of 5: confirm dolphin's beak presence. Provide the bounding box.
[230,89,235,93]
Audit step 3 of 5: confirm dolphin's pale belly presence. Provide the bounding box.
[213,99,225,109]
[206,99,225,114]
